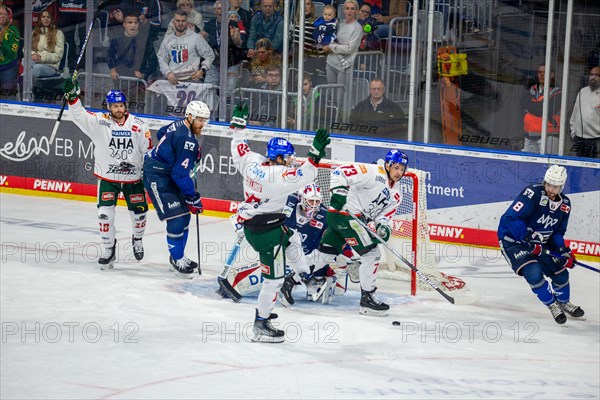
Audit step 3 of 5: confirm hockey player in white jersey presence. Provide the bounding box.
[63,79,152,269]
[308,149,409,316]
[230,104,330,343]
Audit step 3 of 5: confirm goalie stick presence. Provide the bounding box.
[346,211,455,304]
[49,0,121,145]
[216,234,244,302]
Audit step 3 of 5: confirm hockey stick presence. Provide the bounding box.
[49,0,120,145]
[216,234,244,302]
[192,164,202,275]
[514,241,599,273]
[345,211,455,304]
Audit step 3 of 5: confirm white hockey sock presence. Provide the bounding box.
[98,206,116,249]
[359,247,381,292]
[130,211,147,239]
[257,278,283,319]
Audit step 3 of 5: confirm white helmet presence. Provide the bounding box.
[543,165,567,188]
[300,183,322,216]
[185,101,210,120]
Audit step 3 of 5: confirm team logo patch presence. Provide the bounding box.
[359,164,368,174]
[309,219,324,229]
[260,263,271,275]
[560,204,570,213]
[130,194,144,203]
[102,192,115,201]
[345,238,358,247]
[132,125,140,133]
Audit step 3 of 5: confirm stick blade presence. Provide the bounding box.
[217,278,243,302]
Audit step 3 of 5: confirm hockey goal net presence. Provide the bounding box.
[316,161,475,300]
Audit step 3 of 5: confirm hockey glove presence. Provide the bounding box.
[376,222,392,242]
[329,186,348,211]
[230,103,249,129]
[63,78,80,101]
[558,246,576,269]
[525,232,543,257]
[185,193,203,214]
[307,128,330,163]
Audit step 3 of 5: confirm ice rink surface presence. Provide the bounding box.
[1,193,599,399]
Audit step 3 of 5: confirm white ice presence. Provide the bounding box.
[1,193,599,399]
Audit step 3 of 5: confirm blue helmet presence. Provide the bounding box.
[106,90,127,105]
[266,137,295,160]
[385,149,408,167]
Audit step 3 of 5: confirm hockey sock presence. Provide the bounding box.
[551,271,570,303]
[257,278,283,319]
[98,206,116,249]
[166,215,189,260]
[358,248,381,292]
[285,232,310,275]
[129,211,147,239]
[522,264,555,305]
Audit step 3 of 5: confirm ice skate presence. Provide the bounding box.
[132,236,144,261]
[99,240,117,270]
[278,271,299,307]
[359,288,389,316]
[251,309,284,343]
[559,301,585,319]
[548,301,567,324]
[169,256,197,279]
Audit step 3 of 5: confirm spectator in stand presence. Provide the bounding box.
[56,0,86,70]
[0,0,21,32]
[166,0,204,35]
[228,11,247,41]
[109,0,162,44]
[358,4,382,51]
[0,5,19,97]
[250,63,282,127]
[246,0,284,55]
[157,9,215,85]
[521,65,562,154]
[293,0,323,75]
[323,0,362,110]
[246,38,281,86]
[30,10,65,79]
[313,4,337,49]
[570,66,600,159]
[203,0,247,86]
[107,10,155,81]
[349,78,406,139]
[229,0,252,33]
[287,73,320,130]
[371,0,409,39]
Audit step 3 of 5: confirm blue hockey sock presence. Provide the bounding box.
[552,281,570,303]
[522,264,554,305]
[166,215,190,260]
[530,280,554,305]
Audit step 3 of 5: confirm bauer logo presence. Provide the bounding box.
[32,179,72,193]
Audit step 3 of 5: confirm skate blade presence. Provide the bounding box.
[169,268,194,279]
[359,307,389,317]
[251,334,285,343]
[277,293,293,307]
[100,262,115,271]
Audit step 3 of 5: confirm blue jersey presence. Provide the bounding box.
[144,119,200,198]
[283,193,328,255]
[498,184,571,250]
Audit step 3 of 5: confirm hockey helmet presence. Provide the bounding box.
[385,149,409,167]
[185,101,210,120]
[106,90,127,105]
[543,165,567,189]
[300,183,322,215]
[266,137,295,160]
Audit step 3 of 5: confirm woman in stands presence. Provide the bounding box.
[246,38,281,86]
[31,10,65,78]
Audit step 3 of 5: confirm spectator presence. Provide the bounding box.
[166,0,204,35]
[228,11,247,41]
[107,10,155,81]
[109,0,162,44]
[246,38,281,86]
[521,65,562,154]
[323,0,362,109]
[250,63,282,127]
[372,0,409,39]
[203,0,246,86]
[56,0,86,70]
[246,0,284,55]
[570,66,600,159]
[293,0,324,75]
[349,78,406,139]
[313,4,337,49]
[358,4,382,51]
[0,5,19,97]
[31,10,65,79]
[287,73,320,130]
[229,0,252,33]
[157,9,215,85]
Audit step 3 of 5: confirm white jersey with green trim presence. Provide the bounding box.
[231,131,319,221]
[330,162,402,224]
[69,99,151,183]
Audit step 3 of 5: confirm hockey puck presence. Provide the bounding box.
[392,321,401,326]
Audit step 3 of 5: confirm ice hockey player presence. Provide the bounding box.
[307,149,409,316]
[143,101,209,278]
[63,79,151,270]
[498,165,583,324]
[230,103,330,343]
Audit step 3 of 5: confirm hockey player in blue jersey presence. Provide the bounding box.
[498,165,584,324]
[143,101,209,278]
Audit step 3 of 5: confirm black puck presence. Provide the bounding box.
[392,321,401,326]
